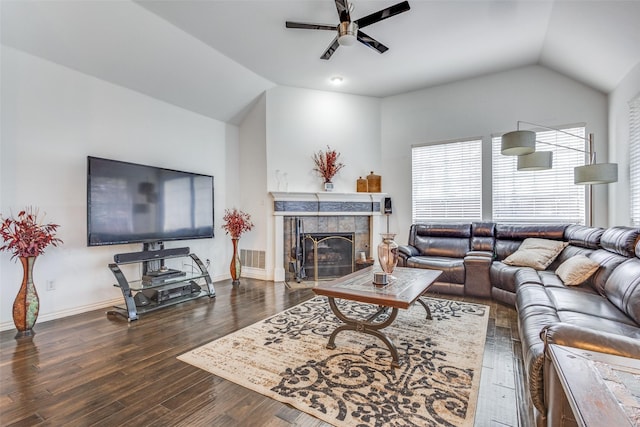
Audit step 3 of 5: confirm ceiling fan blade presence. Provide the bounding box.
[286,21,337,31]
[321,36,341,60]
[357,31,389,54]
[355,0,410,29]
[334,0,351,23]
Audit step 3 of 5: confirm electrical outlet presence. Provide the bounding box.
[46,280,55,291]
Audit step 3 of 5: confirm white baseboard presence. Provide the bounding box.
[241,267,268,281]
[0,272,270,333]
[0,298,123,332]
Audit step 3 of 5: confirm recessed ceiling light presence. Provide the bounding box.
[330,76,344,85]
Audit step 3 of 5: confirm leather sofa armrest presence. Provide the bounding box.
[465,250,494,259]
[398,245,419,267]
[542,323,640,360]
[398,245,419,258]
[463,252,493,298]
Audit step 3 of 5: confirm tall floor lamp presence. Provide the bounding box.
[501,121,618,225]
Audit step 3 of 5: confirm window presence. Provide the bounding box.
[630,95,640,226]
[412,139,482,222]
[492,127,586,224]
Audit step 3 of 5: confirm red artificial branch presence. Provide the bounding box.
[222,208,254,239]
[312,146,345,183]
[0,207,63,260]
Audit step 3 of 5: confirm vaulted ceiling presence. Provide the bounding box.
[3,1,640,124]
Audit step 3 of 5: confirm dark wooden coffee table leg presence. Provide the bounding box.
[416,297,432,320]
[326,297,403,368]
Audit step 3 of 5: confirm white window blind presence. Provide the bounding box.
[412,139,482,222]
[492,127,586,224]
[630,94,640,226]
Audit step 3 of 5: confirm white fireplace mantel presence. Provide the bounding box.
[270,191,388,281]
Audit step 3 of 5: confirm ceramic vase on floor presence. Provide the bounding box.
[13,256,40,339]
[230,238,241,285]
[378,233,399,274]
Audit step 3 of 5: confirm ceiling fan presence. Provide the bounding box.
[286,0,410,60]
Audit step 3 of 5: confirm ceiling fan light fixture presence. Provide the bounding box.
[285,1,410,59]
[338,22,358,46]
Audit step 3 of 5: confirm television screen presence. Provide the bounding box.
[87,156,214,246]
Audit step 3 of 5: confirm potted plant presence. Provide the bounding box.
[0,207,62,338]
[222,208,253,285]
[312,146,345,191]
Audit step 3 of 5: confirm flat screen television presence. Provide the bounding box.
[87,156,214,246]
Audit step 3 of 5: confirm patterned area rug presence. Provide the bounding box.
[178,296,489,427]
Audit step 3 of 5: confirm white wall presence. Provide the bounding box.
[0,47,237,330]
[265,86,382,194]
[237,93,269,278]
[381,65,609,245]
[608,61,640,226]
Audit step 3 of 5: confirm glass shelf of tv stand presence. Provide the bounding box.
[115,271,210,291]
[112,289,210,315]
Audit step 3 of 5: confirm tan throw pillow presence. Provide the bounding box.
[556,255,600,286]
[503,238,568,270]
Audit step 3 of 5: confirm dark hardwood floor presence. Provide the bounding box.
[1,278,535,426]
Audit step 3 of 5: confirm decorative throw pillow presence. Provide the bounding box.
[556,254,600,286]
[503,238,568,270]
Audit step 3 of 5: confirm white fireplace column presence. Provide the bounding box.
[270,191,387,282]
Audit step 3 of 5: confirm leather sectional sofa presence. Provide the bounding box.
[398,222,640,426]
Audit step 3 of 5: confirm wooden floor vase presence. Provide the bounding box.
[13,256,40,339]
[230,238,241,285]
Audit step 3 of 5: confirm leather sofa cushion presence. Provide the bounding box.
[414,235,470,258]
[490,262,525,293]
[406,256,465,284]
[546,287,638,326]
[412,222,472,238]
[603,258,640,324]
[587,249,630,295]
[471,222,495,252]
[494,224,567,260]
[556,311,640,338]
[564,225,604,249]
[537,271,596,293]
[409,223,471,258]
[516,278,598,311]
[516,282,556,312]
[600,226,640,257]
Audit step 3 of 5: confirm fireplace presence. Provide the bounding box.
[302,232,354,281]
[283,215,370,283]
[270,192,386,282]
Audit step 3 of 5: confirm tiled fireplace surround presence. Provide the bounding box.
[270,192,387,282]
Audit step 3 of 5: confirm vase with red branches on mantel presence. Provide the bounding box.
[222,208,254,285]
[0,207,63,339]
[313,146,345,192]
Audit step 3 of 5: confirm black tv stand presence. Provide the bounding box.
[107,246,215,321]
